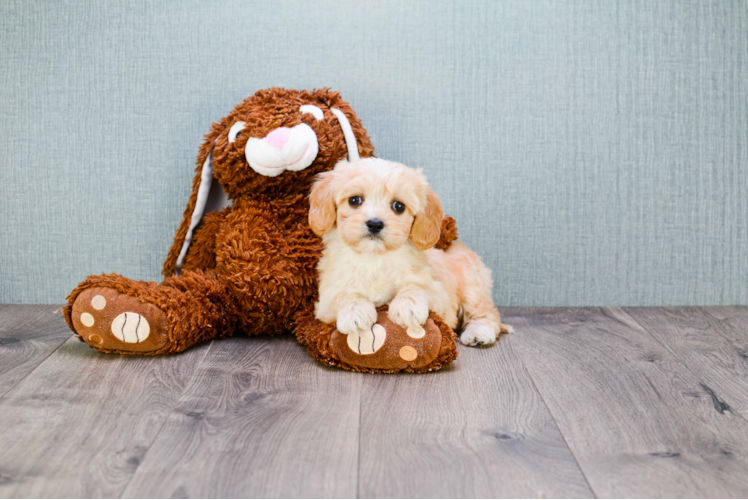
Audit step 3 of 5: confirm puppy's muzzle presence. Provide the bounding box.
[366,219,384,235]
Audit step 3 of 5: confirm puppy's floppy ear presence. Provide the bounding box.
[309,171,337,236]
[411,186,444,250]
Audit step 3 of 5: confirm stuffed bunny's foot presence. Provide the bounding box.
[71,287,170,354]
[296,306,459,373]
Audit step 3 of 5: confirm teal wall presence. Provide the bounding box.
[1,0,747,306]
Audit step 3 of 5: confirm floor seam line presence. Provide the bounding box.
[615,307,748,426]
[117,340,215,498]
[0,333,73,401]
[506,318,599,499]
[356,373,363,499]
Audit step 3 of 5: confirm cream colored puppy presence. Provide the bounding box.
[309,158,511,348]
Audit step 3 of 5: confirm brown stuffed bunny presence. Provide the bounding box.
[63,87,458,373]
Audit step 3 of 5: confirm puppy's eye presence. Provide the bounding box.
[349,196,363,207]
[228,122,246,143]
[392,201,406,214]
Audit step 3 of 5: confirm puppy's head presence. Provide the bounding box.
[309,158,443,253]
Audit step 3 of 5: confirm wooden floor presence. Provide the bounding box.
[1,306,748,498]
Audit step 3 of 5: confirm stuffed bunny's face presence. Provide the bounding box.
[207,88,371,198]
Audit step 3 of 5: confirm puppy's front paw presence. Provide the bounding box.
[336,300,377,337]
[460,321,498,346]
[388,294,429,330]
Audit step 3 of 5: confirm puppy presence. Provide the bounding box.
[309,158,511,348]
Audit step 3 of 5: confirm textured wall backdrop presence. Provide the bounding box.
[1,0,746,306]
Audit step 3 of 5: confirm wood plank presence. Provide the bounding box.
[506,307,748,498]
[357,335,593,498]
[0,334,210,498]
[0,305,71,398]
[122,336,362,499]
[624,306,748,417]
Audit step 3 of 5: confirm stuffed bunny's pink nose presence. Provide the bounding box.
[265,128,292,150]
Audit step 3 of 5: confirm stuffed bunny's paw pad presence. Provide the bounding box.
[330,309,443,371]
[71,287,170,353]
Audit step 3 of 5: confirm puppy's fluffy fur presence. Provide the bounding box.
[309,158,510,346]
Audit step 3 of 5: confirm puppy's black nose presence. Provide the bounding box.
[366,219,384,234]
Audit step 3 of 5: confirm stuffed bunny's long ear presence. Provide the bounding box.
[331,108,360,162]
[163,142,230,277]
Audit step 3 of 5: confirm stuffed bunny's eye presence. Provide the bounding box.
[229,122,246,143]
[300,105,323,121]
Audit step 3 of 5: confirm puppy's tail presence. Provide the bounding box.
[434,216,458,250]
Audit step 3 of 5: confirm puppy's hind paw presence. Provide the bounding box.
[460,321,498,347]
